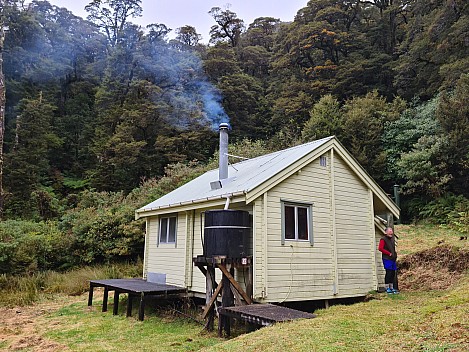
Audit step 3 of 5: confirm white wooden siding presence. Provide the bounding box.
[260,155,334,302]
[334,154,375,295]
[145,204,254,295]
[145,213,187,287]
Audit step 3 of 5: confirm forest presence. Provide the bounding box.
[0,0,468,273]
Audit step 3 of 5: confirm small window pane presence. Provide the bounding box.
[284,206,295,239]
[297,207,309,240]
[160,218,168,243]
[168,217,176,243]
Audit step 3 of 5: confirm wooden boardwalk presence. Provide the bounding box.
[88,279,186,321]
[219,304,316,331]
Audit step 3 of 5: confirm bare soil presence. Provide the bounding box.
[0,295,87,351]
[399,245,469,291]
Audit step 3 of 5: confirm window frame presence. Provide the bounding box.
[157,214,177,246]
[281,200,314,246]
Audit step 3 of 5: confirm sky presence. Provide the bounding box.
[44,0,309,42]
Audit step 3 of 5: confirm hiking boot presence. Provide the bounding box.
[386,288,393,294]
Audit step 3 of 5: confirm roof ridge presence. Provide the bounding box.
[229,135,335,167]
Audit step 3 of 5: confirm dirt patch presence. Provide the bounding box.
[399,245,469,291]
[0,295,89,351]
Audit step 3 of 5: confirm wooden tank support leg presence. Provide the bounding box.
[217,264,253,304]
[204,267,216,331]
[219,265,234,337]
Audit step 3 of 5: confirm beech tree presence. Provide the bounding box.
[85,0,143,48]
[209,6,245,47]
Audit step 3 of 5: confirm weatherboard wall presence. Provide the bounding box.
[256,150,335,303]
[144,204,253,294]
[333,153,376,296]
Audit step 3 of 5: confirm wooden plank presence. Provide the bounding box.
[126,294,133,317]
[102,287,109,312]
[113,291,120,315]
[138,292,145,321]
[202,280,223,319]
[217,264,253,304]
[87,283,94,306]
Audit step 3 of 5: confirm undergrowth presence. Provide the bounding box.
[0,262,141,306]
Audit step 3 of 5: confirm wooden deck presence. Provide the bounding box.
[88,279,186,321]
[219,304,316,330]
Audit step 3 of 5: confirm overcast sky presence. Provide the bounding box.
[44,0,308,42]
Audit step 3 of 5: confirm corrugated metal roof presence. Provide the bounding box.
[137,136,334,213]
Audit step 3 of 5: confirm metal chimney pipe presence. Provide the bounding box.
[219,123,229,180]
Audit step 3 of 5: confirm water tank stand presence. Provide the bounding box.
[193,256,253,336]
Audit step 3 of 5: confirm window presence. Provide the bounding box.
[320,155,327,167]
[159,215,177,245]
[281,201,313,245]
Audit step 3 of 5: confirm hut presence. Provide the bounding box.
[135,127,399,304]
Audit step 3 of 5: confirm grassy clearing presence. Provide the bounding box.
[38,297,221,352]
[200,276,469,352]
[1,224,468,351]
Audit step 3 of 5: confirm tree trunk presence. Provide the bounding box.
[0,22,6,219]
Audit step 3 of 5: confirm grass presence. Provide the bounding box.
[199,276,469,352]
[39,298,221,352]
[396,223,468,255]
[0,262,142,306]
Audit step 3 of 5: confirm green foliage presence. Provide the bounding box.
[301,94,343,142]
[383,96,441,182]
[1,0,468,233]
[0,262,141,306]
[437,73,469,196]
[415,195,469,235]
[4,96,62,219]
[341,91,406,183]
[0,220,71,274]
[59,190,145,264]
[397,135,452,198]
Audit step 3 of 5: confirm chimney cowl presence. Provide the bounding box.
[219,122,230,129]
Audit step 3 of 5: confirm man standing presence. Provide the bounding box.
[378,227,399,294]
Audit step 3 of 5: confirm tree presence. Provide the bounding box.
[302,94,343,142]
[85,0,143,48]
[341,91,405,183]
[394,0,469,99]
[243,17,280,51]
[397,135,451,198]
[175,25,202,47]
[4,95,61,218]
[437,73,469,196]
[0,2,6,218]
[383,97,440,183]
[208,6,245,47]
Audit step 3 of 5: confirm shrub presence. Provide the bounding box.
[0,220,72,275]
[418,194,468,224]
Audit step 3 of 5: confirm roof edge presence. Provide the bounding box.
[135,191,246,219]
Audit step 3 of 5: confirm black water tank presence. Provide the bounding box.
[204,210,250,258]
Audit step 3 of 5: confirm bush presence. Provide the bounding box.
[0,220,73,275]
[418,194,468,224]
